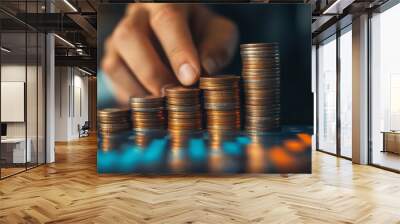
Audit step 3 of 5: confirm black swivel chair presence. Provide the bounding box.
[79,121,90,138]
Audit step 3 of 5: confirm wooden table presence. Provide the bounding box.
[382,131,400,154]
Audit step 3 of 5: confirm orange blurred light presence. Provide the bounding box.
[297,133,312,146]
[284,139,306,153]
[246,143,265,173]
[268,146,294,167]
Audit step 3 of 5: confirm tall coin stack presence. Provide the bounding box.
[97,108,130,136]
[130,96,166,131]
[200,75,241,133]
[240,43,281,132]
[166,87,202,134]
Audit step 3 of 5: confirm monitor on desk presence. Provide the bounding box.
[1,123,7,138]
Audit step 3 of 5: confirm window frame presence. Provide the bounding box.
[315,23,353,160]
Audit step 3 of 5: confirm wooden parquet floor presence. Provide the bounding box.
[1,135,400,224]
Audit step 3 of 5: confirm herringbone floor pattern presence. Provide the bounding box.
[1,135,400,224]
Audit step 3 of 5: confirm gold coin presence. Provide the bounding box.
[130,96,164,103]
[165,86,200,96]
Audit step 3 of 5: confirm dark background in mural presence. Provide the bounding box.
[98,4,312,125]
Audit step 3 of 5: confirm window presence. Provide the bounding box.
[317,35,337,154]
[370,2,400,171]
[339,28,352,158]
[316,24,353,159]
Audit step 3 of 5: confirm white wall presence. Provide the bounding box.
[73,72,89,137]
[55,66,69,141]
[46,32,56,163]
[54,67,89,141]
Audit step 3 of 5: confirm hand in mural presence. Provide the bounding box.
[101,4,238,105]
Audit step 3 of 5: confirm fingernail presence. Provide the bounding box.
[178,63,198,86]
[202,57,217,74]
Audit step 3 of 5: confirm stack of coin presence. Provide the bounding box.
[208,132,236,150]
[165,87,202,133]
[240,43,281,132]
[134,131,152,148]
[100,134,124,151]
[97,108,130,137]
[170,133,190,150]
[134,130,164,149]
[130,96,166,131]
[200,75,241,133]
[170,132,202,150]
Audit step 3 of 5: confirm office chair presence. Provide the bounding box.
[79,121,90,138]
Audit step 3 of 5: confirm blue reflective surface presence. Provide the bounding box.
[98,126,312,174]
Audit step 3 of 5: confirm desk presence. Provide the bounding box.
[1,138,31,163]
[382,131,400,154]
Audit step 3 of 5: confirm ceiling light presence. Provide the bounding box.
[1,47,11,53]
[322,0,355,15]
[63,0,78,12]
[323,0,343,14]
[78,67,93,76]
[54,34,75,48]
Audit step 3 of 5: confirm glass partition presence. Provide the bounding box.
[317,35,337,154]
[370,3,400,171]
[0,1,46,179]
[27,30,38,169]
[339,27,352,158]
[1,30,28,177]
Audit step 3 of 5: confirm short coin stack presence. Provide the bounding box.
[240,43,281,132]
[200,75,241,133]
[97,108,130,139]
[165,87,202,134]
[130,96,166,131]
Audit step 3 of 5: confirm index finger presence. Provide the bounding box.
[149,5,200,86]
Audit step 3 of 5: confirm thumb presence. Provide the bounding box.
[198,16,239,74]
